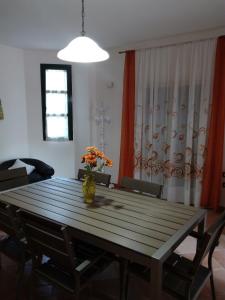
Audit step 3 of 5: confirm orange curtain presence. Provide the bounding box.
[201,36,225,210]
[118,51,135,184]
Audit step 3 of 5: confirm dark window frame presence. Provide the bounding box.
[40,64,73,141]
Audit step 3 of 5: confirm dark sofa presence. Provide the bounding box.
[0,158,55,184]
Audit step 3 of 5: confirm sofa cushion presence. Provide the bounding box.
[28,171,50,183]
[23,159,54,176]
[0,159,16,170]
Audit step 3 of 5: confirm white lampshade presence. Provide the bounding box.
[57,36,110,63]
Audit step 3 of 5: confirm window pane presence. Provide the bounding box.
[46,93,68,115]
[46,69,67,91]
[46,116,68,140]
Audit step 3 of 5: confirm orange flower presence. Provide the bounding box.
[105,158,113,167]
[96,150,104,159]
[86,146,98,153]
[81,146,112,169]
[81,154,88,163]
[87,158,97,166]
[81,153,95,163]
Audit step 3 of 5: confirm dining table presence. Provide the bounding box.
[0,177,207,300]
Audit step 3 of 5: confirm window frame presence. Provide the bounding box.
[40,64,73,141]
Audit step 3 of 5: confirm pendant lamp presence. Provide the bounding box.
[57,0,109,63]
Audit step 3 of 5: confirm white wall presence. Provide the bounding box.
[94,51,124,182]
[23,49,124,181]
[0,44,29,161]
[72,63,98,175]
[0,44,127,183]
[24,50,75,177]
[23,50,101,178]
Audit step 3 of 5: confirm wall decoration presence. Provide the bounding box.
[0,100,4,120]
[95,102,111,154]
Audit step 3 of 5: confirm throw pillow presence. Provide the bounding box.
[9,159,35,175]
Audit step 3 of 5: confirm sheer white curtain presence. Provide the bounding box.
[134,39,216,206]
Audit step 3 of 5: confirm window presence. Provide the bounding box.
[40,64,73,141]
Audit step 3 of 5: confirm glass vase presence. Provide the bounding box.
[82,173,96,204]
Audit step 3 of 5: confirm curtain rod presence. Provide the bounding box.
[118,50,133,54]
[118,35,220,54]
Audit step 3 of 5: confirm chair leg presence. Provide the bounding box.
[125,273,129,300]
[16,262,25,300]
[87,282,92,300]
[74,289,80,300]
[119,259,128,300]
[210,273,216,300]
[208,250,216,300]
[28,272,36,300]
[74,280,80,300]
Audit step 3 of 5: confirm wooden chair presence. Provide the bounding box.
[124,211,225,300]
[77,168,111,187]
[120,176,163,198]
[0,167,28,191]
[18,210,114,300]
[0,201,30,299]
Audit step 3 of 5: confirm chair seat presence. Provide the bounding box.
[34,252,113,294]
[0,236,29,262]
[129,253,211,300]
[35,261,76,293]
[163,254,211,300]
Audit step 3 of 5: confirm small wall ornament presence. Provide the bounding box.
[95,103,111,153]
[0,100,4,120]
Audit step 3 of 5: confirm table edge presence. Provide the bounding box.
[152,208,206,261]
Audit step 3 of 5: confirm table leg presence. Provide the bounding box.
[119,258,128,300]
[197,218,205,251]
[150,258,162,300]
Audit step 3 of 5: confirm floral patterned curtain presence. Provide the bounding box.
[134,39,216,206]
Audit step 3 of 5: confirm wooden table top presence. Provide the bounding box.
[0,177,206,264]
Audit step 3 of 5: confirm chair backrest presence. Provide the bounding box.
[77,169,111,187]
[0,167,28,191]
[0,201,20,236]
[192,211,225,274]
[18,210,77,272]
[120,176,163,198]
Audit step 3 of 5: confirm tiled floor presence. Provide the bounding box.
[0,210,224,300]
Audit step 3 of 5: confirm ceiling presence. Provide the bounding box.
[0,0,224,50]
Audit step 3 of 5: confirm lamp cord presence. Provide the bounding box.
[81,0,85,36]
